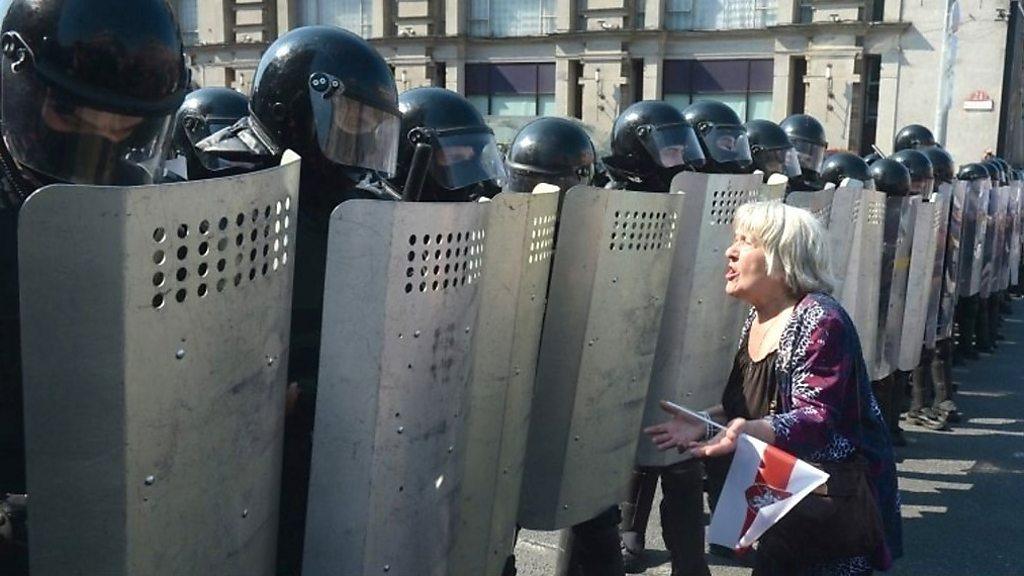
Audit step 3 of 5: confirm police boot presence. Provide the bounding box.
[932,338,961,423]
[909,353,948,430]
[620,468,658,572]
[659,459,711,576]
[568,506,626,576]
[955,297,979,360]
[975,298,994,353]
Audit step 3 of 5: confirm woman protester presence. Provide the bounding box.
[645,201,901,575]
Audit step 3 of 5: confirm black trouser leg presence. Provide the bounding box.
[569,506,625,576]
[976,296,993,351]
[911,347,933,412]
[620,468,658,554]
[955,296,978,359]
[659,459,711,576]
[990,294,1003,342]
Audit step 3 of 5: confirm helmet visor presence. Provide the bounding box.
[638,123,706,169]
[910,176,935,196]
[429,130,507,190]
[2,66,171,185]
[309,77,400,175]
[505,163,593,194]
[792,139,826,174]
[701,126,752,165]
[755,147,802,179]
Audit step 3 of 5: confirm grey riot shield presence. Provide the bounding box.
[18,153,301,576]
[302,200,489,576]
[763,180,788,201]
[786,187,836,225]
[980,186,1004,298]
[636,172,763,468]
[785,185,858,298]
[451,192,559,576]
[518,186,683,530]
[835,188,886,372]
[898,200,939,369]
[937,182,966,340]
[873,196,917,380]
[996,186,1012,291]
[1010,184,1023,287]
[923,185,953,349]
[958,180,988,296]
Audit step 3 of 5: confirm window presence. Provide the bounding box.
[177,0,198,45]
[300,0,373,38]
[466,63,556,117]
[856,55,882,155]
[663,60,774,122]
[470,0,557,37]
[666,0,777,30]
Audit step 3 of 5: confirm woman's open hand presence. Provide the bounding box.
[688,418,746,457]
[643,401,709,452]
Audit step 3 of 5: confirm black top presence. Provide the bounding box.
[721,341,780,421]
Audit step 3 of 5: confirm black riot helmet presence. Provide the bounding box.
[863,152,883,165]
[958,163,990,182]
[171,87,251,180]
[890,149,934,196]
[505,117,596,193]
[920,147,955,186]
[820,152,871,187]
[993,158,1013,184]
[605,100,705,188]
[681,100,751,173]
[0,0,189,190]
[780,114,828,178]
[982,160,1004,186]
[201,26,400,187]
[869,158,912,196]
[389,87,506,202]
[893,124,936,152]
[743,119,801,180]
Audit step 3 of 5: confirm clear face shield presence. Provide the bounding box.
[698,125,752,165]
[2,64,172,185]
[910,176,935,196]
[636,122,706,169]
[505,163,593,194]
[308,72,400,176]
[424,127,507,190]
[754,146,802,178]
[791,138,826,175]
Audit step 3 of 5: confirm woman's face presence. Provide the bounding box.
[724,230,778,302]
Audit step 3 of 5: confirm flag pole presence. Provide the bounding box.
[662,401,728,432]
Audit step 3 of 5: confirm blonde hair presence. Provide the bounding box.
[733,200,835,296]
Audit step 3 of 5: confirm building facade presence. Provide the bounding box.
[179,0,1023,165]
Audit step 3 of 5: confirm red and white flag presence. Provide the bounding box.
[708,433,829,550]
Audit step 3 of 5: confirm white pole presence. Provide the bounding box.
[935,0,960,146]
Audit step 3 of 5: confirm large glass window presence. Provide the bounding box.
[177,0,198,45]
[470,0,557,37]
[663,59,774,122]
[466,63,556,117]
[300,0,373,37]
[665,0,777,30]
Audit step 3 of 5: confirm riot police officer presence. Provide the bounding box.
[891,149,935,197]
[974,160,1006,353]
[909,147,959,429]
[681,100,752,175]
[603,100,706,191]
[0,0,190,569]
[607,101,712,576]
[820,151,872,188]
[169,87,252,180]
[199,25,402,576]
[383,87,506,202]
[954,163,993,361]
[893,124,937,152]
[743,119,801,183]
[504,116,596,194]
[780,113,828,191]
[868,158,914,446]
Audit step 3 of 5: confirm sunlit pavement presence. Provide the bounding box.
[514,299,1024,575]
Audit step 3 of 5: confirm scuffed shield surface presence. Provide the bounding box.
[19,153,301,576]
[518,186,683,530]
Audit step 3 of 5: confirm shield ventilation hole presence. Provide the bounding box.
[609,209,678,252]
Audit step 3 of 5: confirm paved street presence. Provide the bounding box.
[515,301,1024,576]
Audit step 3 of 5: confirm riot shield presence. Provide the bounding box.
[785,185,858,298]
[962,181,990,297]
[898,200,939,370]
[763,180,788,201]
[18,153,301,576]
[1010,183,1023,287]
[995,186,1012,291]
[980,185,1003,298]
[834,188,885,372]
[635,172,764,468]
[302,200,489,576]
[923,185,953,349]
[786,187,836,225]
[518,186,683,529]
[451,192,559,576]
[937,182,966,340]
[873,196,917,380]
